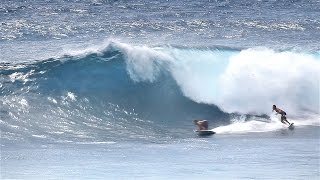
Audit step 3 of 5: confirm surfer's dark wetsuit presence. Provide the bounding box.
[272,105,291,125]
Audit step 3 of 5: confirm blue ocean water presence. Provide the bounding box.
[1,0,320,179]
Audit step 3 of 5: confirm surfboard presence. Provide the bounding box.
[288,123,294,130]
[195,130,216,136]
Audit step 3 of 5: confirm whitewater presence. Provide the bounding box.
[1,0,320,179]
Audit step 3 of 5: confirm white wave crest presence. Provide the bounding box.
[167,48,320,117]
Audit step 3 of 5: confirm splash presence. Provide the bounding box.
[213,114,320,134]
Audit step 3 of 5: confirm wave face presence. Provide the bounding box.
[1,41,319,143]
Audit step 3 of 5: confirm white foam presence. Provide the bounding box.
[75,141,116,145]
[114,42,173,83]
[212,114,319,134]
[62,39,113,57]
[166,48,320,118]
[8,70,35,84]
[32,134,47,138]
[216,49,320,117]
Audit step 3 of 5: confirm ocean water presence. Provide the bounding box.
[1,0,320,179]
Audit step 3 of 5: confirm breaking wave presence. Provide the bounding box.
[1,41,319,143]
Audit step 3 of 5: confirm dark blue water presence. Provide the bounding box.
[1,0,320,179]
[1,0,320,62]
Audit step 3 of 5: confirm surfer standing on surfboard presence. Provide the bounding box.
[193,120,209,130]
[272,105,291,125]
